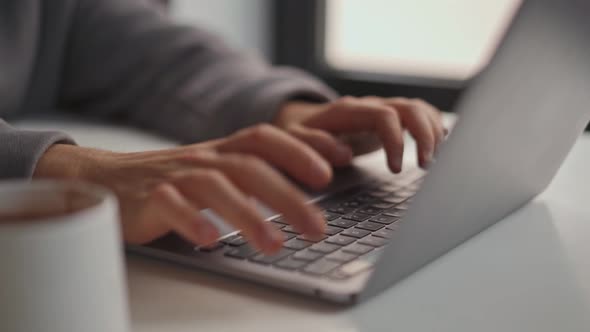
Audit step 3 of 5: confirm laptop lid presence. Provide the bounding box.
[361,0,590,300]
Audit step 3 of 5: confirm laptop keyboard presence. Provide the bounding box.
[195,175,423,280]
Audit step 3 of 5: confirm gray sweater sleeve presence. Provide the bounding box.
[58,0,338,143]
[0,119,75,179]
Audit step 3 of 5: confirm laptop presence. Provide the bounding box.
[129,0,590,304]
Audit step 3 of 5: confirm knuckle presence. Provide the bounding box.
[244,124,277,141]
[224,154,265,172]
[340,96,357,103]
[337,96,358,106]
[375,107,397,119]
[411,98,433,110]
[176,148,216,164]
[190,169,226,186]
[390,97,410,104]
[151,183,174,200]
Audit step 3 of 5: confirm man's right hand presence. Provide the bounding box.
[34,124,332,254]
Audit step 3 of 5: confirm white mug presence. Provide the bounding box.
[0,180,130,332]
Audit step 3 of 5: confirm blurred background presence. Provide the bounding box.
[167,0,521,112]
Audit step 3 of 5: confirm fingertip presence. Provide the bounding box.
[419,151,433,169]
[264,239,283,255]
[205,228,221,245]
[333,144,354,165]
[304,209,327,237]
[309,161,333,190]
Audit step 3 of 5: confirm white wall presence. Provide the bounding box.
[170,0,271,59]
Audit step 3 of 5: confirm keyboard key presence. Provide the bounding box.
[322,212,341,221]
[297,234,329,244]
[303,259,341,276]
[221,234,248,247]
[343,243,374,255]
[283,238,313,250]
[271,216,288,224]
[309,242,341,254]
[198,242,225,252]
[385,224,400,231]
[325,235,356,246]
[355,194,375,202]
[250,249,294,265]
[225,245,258,259]
[370,215,398,225]
[328,206,356,215]
[381,196,407,204]
[396,190,416,198]
[341,227,371,239]
[342,213,372,222]
[356,206,383,215]
[325,250,359,263]
[379,184,403,192]
[274,257,309,270]
[328,269,350,280]
[370,202,395,209]
[293,249,324,262]
[396,203,410,210]
[328,218,357,228]
[356,221,385,232]
[270,221,285,230]
[282,225,300,234]
[367,190,391,198]
[340,199,363,208]
[324,225,344,235]
[358,248,383,265]
[373,228,394,239]
[383,209,403,217]
[358,236,389,247]
[336,260,373,277]
[282,232,297,241]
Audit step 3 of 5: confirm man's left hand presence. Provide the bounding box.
[274,96,446,173]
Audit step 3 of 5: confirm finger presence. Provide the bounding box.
[427,111,445,147]
[287,125,353,167]
[338,132,383,156]
[214,124,332,190]
[415,99,445,146]
[173,169,283,254]
[210,154,326,239]
[386,99,436,168]
[304,101,405,173]
[133,183,219,246]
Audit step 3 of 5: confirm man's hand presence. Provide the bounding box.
[274,96,446,172]
[34,124,331,254]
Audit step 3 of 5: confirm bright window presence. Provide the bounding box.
[324,0,522,81]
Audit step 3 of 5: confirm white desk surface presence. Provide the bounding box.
[16,118,590,332]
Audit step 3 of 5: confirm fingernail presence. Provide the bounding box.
[257,224,281,247]
[422,151,433,168]
[311,212,326,235]
[393,156,403,173]
[202,225,219,244]
[312,161,332,184]
[261,231,282,254]
[335,144,353,162]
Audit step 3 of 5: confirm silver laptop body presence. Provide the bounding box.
[130,0,590,304]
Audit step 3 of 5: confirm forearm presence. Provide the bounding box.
[0,119,75,179]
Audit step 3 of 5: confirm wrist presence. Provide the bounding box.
[33,144,110,181]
